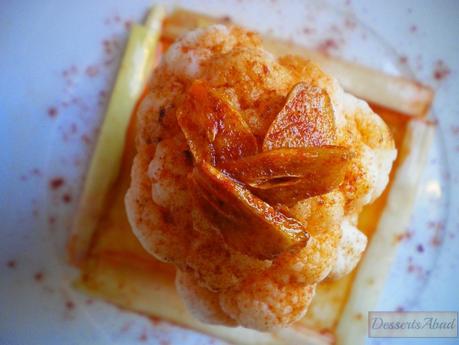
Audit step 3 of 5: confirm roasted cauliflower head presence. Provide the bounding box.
[125,25,396,331]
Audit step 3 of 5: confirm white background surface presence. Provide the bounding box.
[1,1,458,344]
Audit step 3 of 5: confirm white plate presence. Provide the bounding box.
[1,1,458,344]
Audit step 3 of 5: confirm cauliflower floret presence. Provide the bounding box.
[125,25,396,331]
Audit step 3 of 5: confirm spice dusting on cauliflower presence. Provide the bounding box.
[125,25,396,331]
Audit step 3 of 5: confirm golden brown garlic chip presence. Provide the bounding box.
[263,82,336,150]
[191,161,309,259]
[176,80,258,165]
[221,147,352,205]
